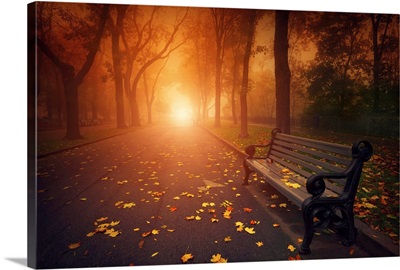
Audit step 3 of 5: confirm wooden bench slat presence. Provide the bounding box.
[276,133,352,157]
[246,159,340,207]
[273,139,351,167]
[271,144,348,174]
[270,151,347,189]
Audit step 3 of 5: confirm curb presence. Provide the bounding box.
[201,125,399,257]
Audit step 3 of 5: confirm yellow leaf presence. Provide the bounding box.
[272,223,280,227]
[211,218,219,223]
[181,253,193,263]
[362,187,370,193]
[117,180,128,185]
[185,216,195,221]
[287,245,296,252]
[245,227,256,234]
[151,252,159,257]
[152,229,160,235]
[123,202,136,208]
[271,194,279,199]
[86,231,96,237]
[133,228,140,232]
[256,241,264,247]
[80,198,87,201]
[279,203,287,208]
[210,253,227,263]
[195,215,202,221]
[167,229,175,232]
[224,236,232,242]
[110,221,120,226]
[173,196,180,200]
[108,230,121,237]
[297,238,303,243]
[96,217,108,222]
[68,242,81,250]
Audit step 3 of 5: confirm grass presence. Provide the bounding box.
[37,125,141,156]
[204,119,399,243]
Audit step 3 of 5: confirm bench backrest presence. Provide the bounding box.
[267,129,372,196]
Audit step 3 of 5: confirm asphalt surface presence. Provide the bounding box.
[34,123,394,268]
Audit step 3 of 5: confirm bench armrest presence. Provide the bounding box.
[245,143,271,158]
[306,172,347,198]
[306,140,373,199]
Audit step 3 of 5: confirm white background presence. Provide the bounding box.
[1,1,398,270]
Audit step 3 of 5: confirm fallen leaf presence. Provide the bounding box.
[287,245,296,252]
[68,242,82,250]
[80,198,87,201]
[142,231,151,237]
[210,253,227,263]
[349,248,355,256]
[96,217,108,222]
[224,236,232,242]
[169,206,178,212]
[297,238,303,243]
[181,253,193,263]
[245,227,256,234]
[151,252,159,257]
[138,240,144,249]
[86,231,97,237]
[279,203,287,208]
[211,218,219,223]
[272,223,280,227]
[256,241,264,247]
[152,229,160,235]
[243,207,252,213]
[133,228,140,232]
[288,254,302,260]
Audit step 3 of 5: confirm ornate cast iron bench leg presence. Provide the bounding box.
[242,159,252,186]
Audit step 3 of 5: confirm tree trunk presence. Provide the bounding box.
[239,10,257,138]
[112,6,128,128]
[215,56,222,128]
[231,53,238,125]
[274,11,291,134]
[64,82,82,139]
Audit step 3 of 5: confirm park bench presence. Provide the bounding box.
[243,128,373,254]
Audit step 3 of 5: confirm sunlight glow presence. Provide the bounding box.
[171,104,193,126]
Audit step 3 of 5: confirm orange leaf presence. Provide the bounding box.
[181,253,194,263]
[142,231,151,237]
[68,242,81,250]
[243,207,252,212]
[288,254,302,260]
[138,240,144,249]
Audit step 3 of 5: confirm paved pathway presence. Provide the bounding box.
[35,124,373,268]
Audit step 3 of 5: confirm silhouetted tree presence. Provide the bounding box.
[274,10,291,134]
[37,3,110,139]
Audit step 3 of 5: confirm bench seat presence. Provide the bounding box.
[243,128,373,254]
